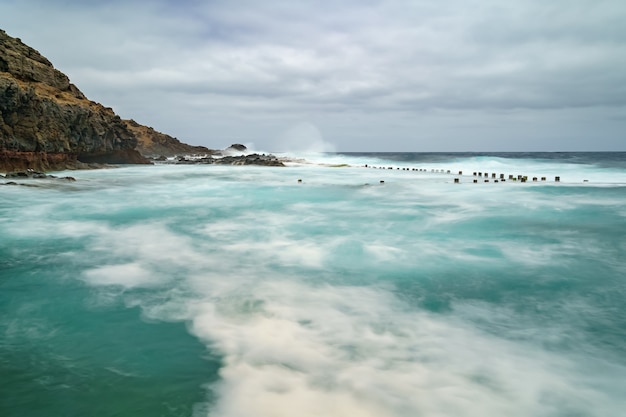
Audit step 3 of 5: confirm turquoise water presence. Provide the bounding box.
[1,153,625,416]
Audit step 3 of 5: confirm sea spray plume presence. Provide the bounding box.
[276,122,336,153]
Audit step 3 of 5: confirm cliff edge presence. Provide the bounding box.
[0,29,150,172]
[124,119,215,157]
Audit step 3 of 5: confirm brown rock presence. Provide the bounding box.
[77,148,151,165]
[1,29,151,172]
[124,119,215,157]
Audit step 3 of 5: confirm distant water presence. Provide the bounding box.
[1,152,625,417]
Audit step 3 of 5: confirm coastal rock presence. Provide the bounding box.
[2,168,77,185]
[0,29,151,172]
[216,153,283,166]
[124,119,215,157]
[0,149,78,172]
[0,31,74,92]
[226,143,247,152]
[173,152,284,166]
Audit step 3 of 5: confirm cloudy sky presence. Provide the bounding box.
[2,0,625,151]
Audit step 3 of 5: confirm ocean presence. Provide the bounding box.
[1,152,625,417]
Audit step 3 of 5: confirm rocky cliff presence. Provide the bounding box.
[0,29,150,172]
[124,119,214,157]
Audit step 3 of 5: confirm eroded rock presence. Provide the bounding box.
[1,29,150,172]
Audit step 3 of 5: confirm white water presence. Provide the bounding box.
[2,153,625,417]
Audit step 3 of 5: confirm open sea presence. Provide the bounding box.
[1,152,625,417]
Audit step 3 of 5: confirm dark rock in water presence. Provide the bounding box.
[172,155,212,165]
[6,171,30,178]
[167,152,284,167]
[2,169,78,182]
[227,144,247,152]
[213,153,284,166]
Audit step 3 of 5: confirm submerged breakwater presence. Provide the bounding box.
[1,152,625,417]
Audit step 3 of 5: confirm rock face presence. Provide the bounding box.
[124,119,214,157]
[0,29,150,172]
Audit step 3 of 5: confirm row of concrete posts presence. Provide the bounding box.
[362,164,561,183]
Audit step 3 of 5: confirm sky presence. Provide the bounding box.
[1,0,625,152]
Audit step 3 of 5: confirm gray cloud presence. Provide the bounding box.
[1,0,624,150]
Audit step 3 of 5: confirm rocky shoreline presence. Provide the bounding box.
[2,144,285,185]
[1,29,286,174]
[164,152,284,167]
[1,168,77,186]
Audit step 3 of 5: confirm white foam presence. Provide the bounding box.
[83,262,156,288]
[164,280,622,417]
[12,160,618,416]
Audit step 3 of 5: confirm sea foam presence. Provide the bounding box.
[1,152,625,417]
